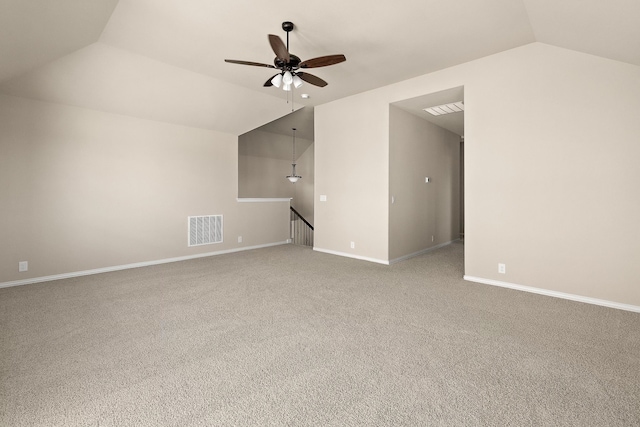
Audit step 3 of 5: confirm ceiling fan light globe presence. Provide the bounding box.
[293,75,303,88]
[282,71,293,85]
[271,74,283,88]
[283,83,292,91]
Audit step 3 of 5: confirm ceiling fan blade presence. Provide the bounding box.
[268,34,290,62]
[297,72,328,87]
[224,59,275,68]
[264,74,280,87]
[300,54,346,68]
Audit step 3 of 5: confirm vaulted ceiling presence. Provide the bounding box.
[1,0,638,136]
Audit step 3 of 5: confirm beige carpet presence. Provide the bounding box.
[1,242,639,426]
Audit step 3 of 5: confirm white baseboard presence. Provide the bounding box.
[312,240,460,266]
[463,275,640,313]
[389,239,459,264]
[312,247,389,265]
[0,241,290,289]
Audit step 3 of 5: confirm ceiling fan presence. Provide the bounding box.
[224,21,346,91]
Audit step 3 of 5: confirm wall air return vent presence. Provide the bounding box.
[188,215,223,247]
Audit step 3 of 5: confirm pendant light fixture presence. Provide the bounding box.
[286,128,302,183]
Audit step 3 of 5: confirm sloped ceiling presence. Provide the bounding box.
[0,0,119,81]
[1,0,638,136]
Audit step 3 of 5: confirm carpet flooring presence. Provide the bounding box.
[1,242,639,426]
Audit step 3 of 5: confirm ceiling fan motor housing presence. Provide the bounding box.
[275,54,301,70]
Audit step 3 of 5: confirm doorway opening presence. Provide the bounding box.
[389,86,465,264]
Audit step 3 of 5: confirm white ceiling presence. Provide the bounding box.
[250,107,315,142]
[1,0,638,137]
[0,0,119,81]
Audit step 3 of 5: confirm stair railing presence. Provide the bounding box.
[290,206,314,247]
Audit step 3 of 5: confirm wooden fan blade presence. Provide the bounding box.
[264,74,280,87]
[300,54,346,68]
[268,34,290,62]
[297,72,328,87]
[224,59,275,68]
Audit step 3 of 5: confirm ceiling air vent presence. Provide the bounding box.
[423,101,464,116]
[188,215,223,247]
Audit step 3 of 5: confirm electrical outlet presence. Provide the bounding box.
[498,263,506,274]
[237,236,243,243]
[431,235,434,242]
[19,261,28,272]
[350,241,355,249]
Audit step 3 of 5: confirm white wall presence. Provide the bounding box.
[389,106,460,261]
[314,92,390,263]
[0,94,290,284]
[295,144,315,224]
[315,43,640,307]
